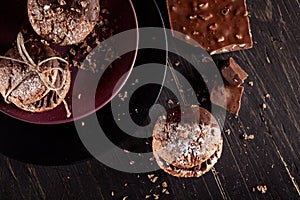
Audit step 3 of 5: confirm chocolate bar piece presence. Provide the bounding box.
[210,84,244,115]
[167,0,253,54]
[221,57,248,86]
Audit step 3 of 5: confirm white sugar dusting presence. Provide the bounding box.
[154,116,221,167]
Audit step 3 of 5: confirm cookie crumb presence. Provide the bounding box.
[256,185,267,193]
[271,164,275,168]
[174,60,180,66]
[129,160,135,165]
[148,174,155,179]
[118,91,128,101]
[153,194,160,199]
[167,99,174,105]
[148,174,158,183]
[242,133,254,140]
[225,129,231,135]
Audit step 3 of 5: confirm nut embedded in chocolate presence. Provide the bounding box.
[152,105,223,178]
[28,0,100,45]
[167,0,253,54]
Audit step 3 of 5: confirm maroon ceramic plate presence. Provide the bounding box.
[0,0,138,124]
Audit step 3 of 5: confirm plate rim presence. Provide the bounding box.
[0,0,139,125]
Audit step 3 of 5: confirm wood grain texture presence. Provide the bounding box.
[0,0,299,199]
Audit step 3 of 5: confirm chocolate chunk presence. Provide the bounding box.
[152,105,223,177]
[28,0,100,45]
[210,84,244,115]
[221,57,248,86]
[167,0,253,54]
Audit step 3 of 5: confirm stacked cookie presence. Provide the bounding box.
[153,105,223,178]
[0,0,101,117]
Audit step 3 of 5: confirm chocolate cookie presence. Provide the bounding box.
[0,36,59,105]
[0,32,71,116]
[152,105,223,177]
[16,64,71,114]
[28,0,100,45]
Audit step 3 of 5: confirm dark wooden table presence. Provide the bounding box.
[0,0,299,199]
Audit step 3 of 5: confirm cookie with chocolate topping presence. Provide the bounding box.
[152,105,223,177]
[28,0,100,45]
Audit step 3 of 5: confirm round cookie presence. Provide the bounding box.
[28,0,100,45]
[152,105,223,177]
[0,40,59,105]
[17,64,71,113]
